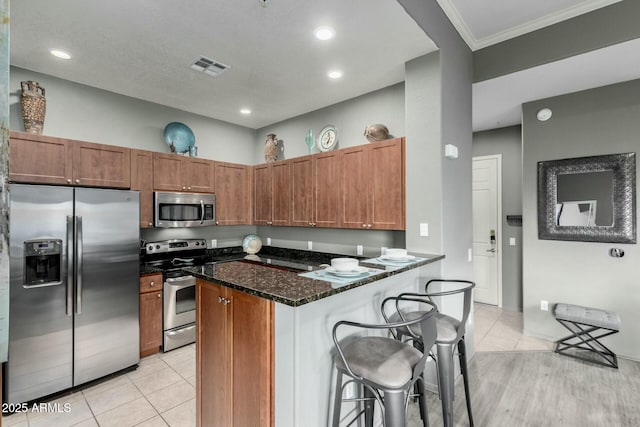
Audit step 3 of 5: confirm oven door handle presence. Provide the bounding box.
[166,325,196,336]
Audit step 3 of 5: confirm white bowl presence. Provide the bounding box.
[385,248,407,259]
[330,258,359,272]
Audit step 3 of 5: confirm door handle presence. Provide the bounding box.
[76,216,83,315]
[66,216,74,316]
[486,248,496,253]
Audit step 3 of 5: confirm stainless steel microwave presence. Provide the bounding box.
[154,192,216,227]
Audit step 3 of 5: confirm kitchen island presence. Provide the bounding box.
[185,252,444,427]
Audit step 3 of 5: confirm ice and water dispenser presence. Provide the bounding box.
[24,239,63,287]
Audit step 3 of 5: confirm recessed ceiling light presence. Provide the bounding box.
[537,108,552,121]
[50,49,71,60]
[240,108,252,115]
[327,70,343,79]
[314,26,335,41]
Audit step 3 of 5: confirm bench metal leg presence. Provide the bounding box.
[555,318,619,369]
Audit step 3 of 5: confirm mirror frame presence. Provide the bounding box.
[537,152,636,243]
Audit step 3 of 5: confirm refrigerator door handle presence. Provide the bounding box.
[76,216,83,315]
[66,215,74,316]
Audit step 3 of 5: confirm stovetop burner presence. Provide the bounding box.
[142,239,210,275]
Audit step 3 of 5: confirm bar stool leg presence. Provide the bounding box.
[458,338,474,427]
[332,371,343,427]
[383,390,406,427]
[436,343,455,427]
[416,377,430,427]
[364,386,375,427]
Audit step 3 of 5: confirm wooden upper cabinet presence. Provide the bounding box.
[215,161,252,225]
[131,149,155,228]
[253,160,291,226]
[9,131,131,188]
[314,151,341,228]
[369,138,405,230]
[153,153,214,193]
[72,141,131,188]
[290,156,314,227]
[9,132,73,184]
[339,137,405,230]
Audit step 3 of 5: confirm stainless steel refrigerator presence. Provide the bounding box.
[7,184,140,404]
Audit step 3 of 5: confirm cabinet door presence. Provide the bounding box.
[153,153,184,192]
[339,146,369,229]
[131,149,155,228]
[73,141,131,188]
[290,156,314,227]
[9,132,73,185]
[230,289,273,427]
[271,161,291,226]
[314,151,341,228]
[215,162,252,225]
[369,138,405,230]
[139,291,162,358]
[197,281,231,427]
[185,158,215,193]
[253,164,272,225]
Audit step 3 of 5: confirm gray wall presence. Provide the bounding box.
[0,0,9,363]
[473,126,523,311]
[10,67,257,163]
[473,1,640,82]
[255,83,405,164]
[522,79,640,360]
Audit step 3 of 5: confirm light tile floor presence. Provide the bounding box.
[4,305,553,426]
[473,303,555,352]
[2,344,196,427]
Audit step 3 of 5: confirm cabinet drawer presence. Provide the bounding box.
[140,274,163,294]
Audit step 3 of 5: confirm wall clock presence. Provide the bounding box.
[317,125,338,152]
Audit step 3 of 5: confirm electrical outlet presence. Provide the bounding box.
[540,300,549,311]
[468,248,473,262]
[509,237,516,246]
[420,223,429,237]
[266,237,271,246]
[307,241,313,250]
[356,245,363,255]
[210,239,217,248]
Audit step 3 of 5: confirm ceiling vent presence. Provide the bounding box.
[190,56,230,77]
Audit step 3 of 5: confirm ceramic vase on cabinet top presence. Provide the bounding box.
[264,133,278,163]
[20,81,46,134]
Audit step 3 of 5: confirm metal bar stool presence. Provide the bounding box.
[332,296,438,427]
[389,279,475,427]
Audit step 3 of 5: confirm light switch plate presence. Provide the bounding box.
[266,237,272,246]
[356,245,363,255]
[420,223,429,237]
[210,239,217,248]
[509,237,516,246]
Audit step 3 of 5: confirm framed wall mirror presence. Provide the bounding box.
[537,152,636,243]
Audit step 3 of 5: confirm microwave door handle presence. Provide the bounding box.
[200,200,205,224]
[66,216,74,316]
[76,216,83,315]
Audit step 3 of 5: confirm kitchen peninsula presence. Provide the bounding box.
[186,251,444,427]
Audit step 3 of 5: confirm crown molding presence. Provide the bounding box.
[437,0,622,51]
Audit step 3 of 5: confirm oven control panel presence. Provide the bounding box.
[146,239,207,254]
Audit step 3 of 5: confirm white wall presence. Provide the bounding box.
[10,67,256,163]
[522,79,640,360]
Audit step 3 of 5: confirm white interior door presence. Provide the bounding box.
[472,155,502,306]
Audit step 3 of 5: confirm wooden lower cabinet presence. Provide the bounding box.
[196,279,273,427]
[139,274,163,358]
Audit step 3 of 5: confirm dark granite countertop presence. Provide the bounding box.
[183,251,445,307]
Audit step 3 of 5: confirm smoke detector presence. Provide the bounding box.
[191,56,230,77]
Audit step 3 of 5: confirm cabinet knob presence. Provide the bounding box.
[216,221,220,225]
[182,186,186,190]
[157,293,161,298]
[367,224,372,229]
[312,223,316,227]
[187,186,191,190]
[150,281,155,286]
[75,179,80,184]
[308,222,312,226]
[67,179,72,184]
[362,224,367,228]
[148,222,153,226]
[218,296,223,303]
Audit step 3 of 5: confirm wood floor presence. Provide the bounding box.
[408,351,640,426]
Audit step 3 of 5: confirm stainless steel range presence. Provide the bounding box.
[143,239,209,352]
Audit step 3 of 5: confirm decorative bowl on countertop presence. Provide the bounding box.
[242,234,262,255]
[385,248,408,259]
[330,257,359,272]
